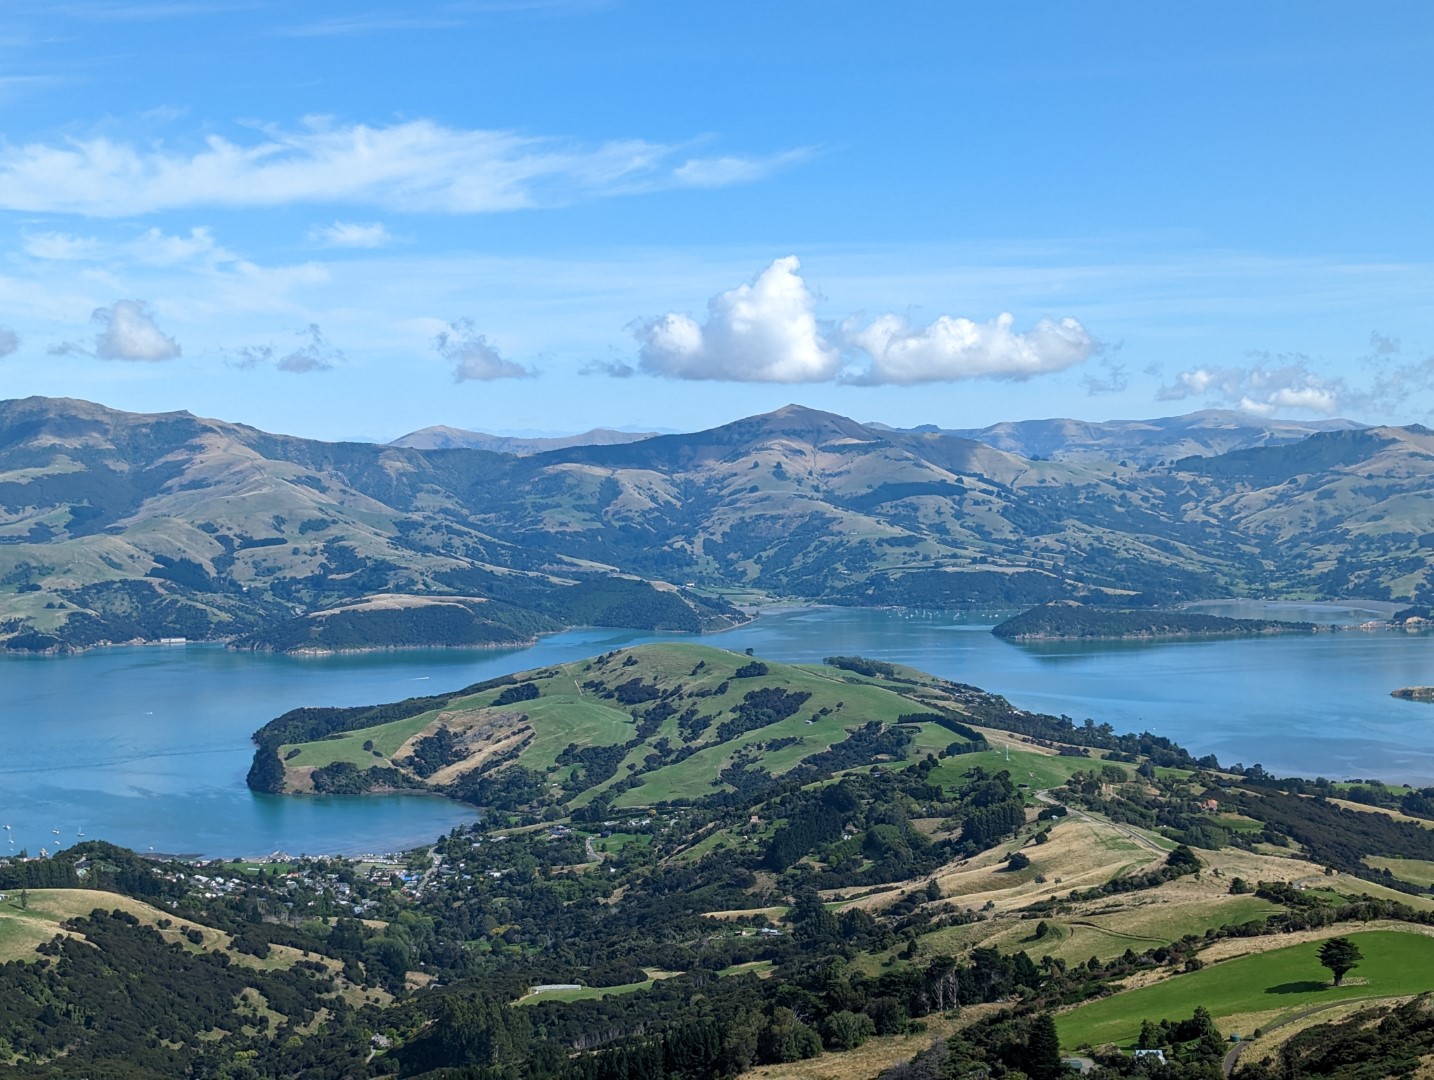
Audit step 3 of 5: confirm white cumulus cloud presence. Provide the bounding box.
[308,220,392,248]
[842,311,1095,385]
[0,118,803,217]
[631,256,1095,386]
[50,299,181,361]
[434,320,534,382]
[634,256,841,382]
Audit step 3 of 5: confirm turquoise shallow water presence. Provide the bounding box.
[0,604,1428,858]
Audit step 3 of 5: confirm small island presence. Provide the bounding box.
[992,601,1318,641]
[1392,686,1434,703]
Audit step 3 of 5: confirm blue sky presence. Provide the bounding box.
[1,1,1431,440]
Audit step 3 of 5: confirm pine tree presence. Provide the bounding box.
[1024,1013,1062,1080]
[1317,937,1363,986]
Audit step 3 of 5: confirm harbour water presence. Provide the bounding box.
[1,603,1428,858]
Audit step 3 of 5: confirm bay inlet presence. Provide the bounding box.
[2,603,1428,858]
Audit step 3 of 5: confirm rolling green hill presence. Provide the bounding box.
[247,642,987,815]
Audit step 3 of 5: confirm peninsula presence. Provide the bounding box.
[992,601,1318,641]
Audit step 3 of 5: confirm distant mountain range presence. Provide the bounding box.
[1,396,1429,651]
[875,409,1365,465]
[390,425,660,453]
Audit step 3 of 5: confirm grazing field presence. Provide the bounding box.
[1057,929,1434,1050]
[1366,855,1434,888]
[281,710,443,768]
[0,888,357,980]
[0,888,221,962]
[517,969,682,1005]
[933,747,1103,794]
[921,813,1165,914]
[1015,894,1281,966]
[718,960,775,977]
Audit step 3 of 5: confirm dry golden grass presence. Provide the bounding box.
[0,888,372,990]
[908,815,1165,916]
[742,1007,1003,1080]
[311,593,487,616]
[395,708,535,786]
[701,906,789,921]
[1230,996,1415,1068]
[1319,797,1434,830]
[1197,920,1434,964]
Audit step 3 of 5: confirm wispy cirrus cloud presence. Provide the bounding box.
[630,256,1097,385]
[24,225,231,266]
[0,118,807,217]
[307,220,394,249]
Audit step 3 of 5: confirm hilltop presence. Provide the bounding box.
[246,642,989,814]
[3,396,1433,651]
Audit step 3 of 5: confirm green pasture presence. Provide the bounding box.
[1366,856,1434,889]
[278,642,983,804]
[518,981,653,1005]
[513,696,634,769]
[1038,896,1280,965]
[719,960,774,977]
[518,973,677,1005]
[281,710,443,768]
[1058,929,1434,1050]
[930,748,1091,793]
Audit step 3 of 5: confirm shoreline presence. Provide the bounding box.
[0,611,759,659]
[10,603,1434,861]
[0,594,1411,658]
[1000,625,1337,643]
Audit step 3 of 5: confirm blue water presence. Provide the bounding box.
[1,605,1429,858]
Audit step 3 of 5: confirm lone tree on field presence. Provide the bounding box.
[1317,936,1363,986]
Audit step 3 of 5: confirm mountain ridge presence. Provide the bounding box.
[879,408,1367,465]
[391,424,662,453]
[2,396,1430,651]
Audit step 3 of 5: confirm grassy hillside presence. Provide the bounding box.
[254,642,986,812]
[5,397,1434,650]
[1059,928,1434,1051]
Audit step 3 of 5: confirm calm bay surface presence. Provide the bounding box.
[1,604,1429,858]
